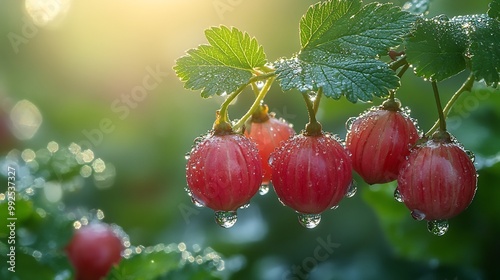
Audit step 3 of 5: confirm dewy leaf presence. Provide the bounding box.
[488,0,500,20]
[454,15,500,87]
[174,26,266,97]
[276,50,399,102]
[276,0,416,102]
[405,16,468,81]
[406,14,500,86]
[402,0,431,15]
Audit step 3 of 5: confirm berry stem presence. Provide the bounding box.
[302,89,322,136]
[216,83,248,131]
[312,87,323,114]
[389,55,408,71]
[426,74,475,136]
[232,76,276,132]
[431,81,447,133]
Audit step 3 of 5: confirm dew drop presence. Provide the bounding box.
[259,184,269,195]
[465,150,475,163]
[330,205,339,210]
[184,153,191,160]
[184,187,193,197]
[394,188,403,203]
[411,209,426,221]
[345,117,357,131]
[239,203,250,209]
[191,197,205,208]
[345,180,357,198]
[427,220,449,236]
[298,213,321,229]
[214,211,237,228]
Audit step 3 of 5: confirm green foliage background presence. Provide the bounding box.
[1,0,499,279]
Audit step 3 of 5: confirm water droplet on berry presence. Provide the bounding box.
[427,220,449,236]
[184,187,193,197]
[215,211,237,228]
[259,184,269,195]
[191,197,204,208]
[239,203,250,209]
[345,180,357,198]
[184,153,191,160]
[330,205,339,210]
[411,209,426,221]
[298,213,321,229]
[465,150,475,163]
[345,117,357,131]
[394,188,403,203]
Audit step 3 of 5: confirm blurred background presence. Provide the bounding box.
[1,0,499,279]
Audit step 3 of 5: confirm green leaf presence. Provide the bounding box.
[456,15,500,87]
[488,0,500,20]
[406,14,500,86]
[109,251,179,280]
[174,26,267,97]
[402,0,431,15]
[405,16,468,81]
[276,0,416,102]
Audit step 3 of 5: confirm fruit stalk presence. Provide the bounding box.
[426,74,475,135]
[302,89,322,136]
[431,81,447,133]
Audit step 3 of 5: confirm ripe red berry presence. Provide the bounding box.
[65,223,123,280]
[186,132,262,228]
[396,131,477,236]
[244,105,295,194]
[270,132,353,228]
[346,99,419,184]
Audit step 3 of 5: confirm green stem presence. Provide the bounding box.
[389,55,408,71]
[232,76,276,132]
[312,87,323,114]
[431,81,447,133]
[426,74,475,136]
[302,90,322,136]
[218,83,247,125]
[397,63,410,79]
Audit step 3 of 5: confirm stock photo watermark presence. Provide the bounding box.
[5,165,17,273]
[213,0,244,20]
[78,65,168,150]
[282,234,340,280]
[447,88,491,130]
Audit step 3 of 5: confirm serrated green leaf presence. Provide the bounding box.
[406,14,500,86]
[174,26,266,97]
[276,50,399,102]
[109,251,179,280]
[405,16,468,81]
[455,15,500,87]
[277,0,415,102]
[488,0,500,20]
[402,0,431,15]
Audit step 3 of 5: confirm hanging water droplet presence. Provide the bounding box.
[239,203,250,209]
[411,209,426,221]
[394,188,403,203]
[191,197,204,208]
[345,117,357,131]
[298,213,321,229]
[427,220,449,236]
[345,181,357,198]
[214,211,237,228]
[259,184,269,195]
[184,187,193,197]
[465,150,475,163]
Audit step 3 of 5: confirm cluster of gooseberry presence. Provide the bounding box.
[182,61,477,236]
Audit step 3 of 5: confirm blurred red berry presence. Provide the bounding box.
[65,223,123,280]
[244,105,295,188]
